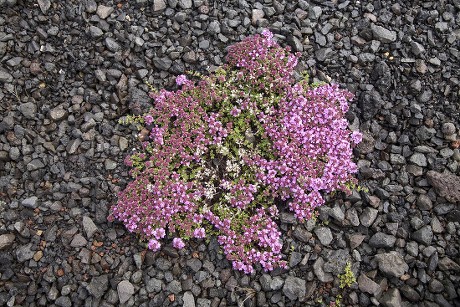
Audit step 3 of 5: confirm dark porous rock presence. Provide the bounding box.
[359,90,384,120]
[400,285,421,302]
[323,249,350,275]
[16,243,34,262]
[282,276,306,301]
[426,170,460,203]
[369,232,396,248]
[438,257,460,271]
[411,225,433,246]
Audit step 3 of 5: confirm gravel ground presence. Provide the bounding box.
[0,0,460,306]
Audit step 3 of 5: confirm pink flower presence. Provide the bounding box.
[144,115,154,125]
[351,131,363,144]
[193,228,206,239]
[172,238,185,249]
[148,239,161,252]
[175,74,187,86]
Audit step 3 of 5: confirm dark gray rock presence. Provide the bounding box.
[359,90,384,120]
[369,232,396,248]
[153,57,172,71]
[0,68,13,83]
[19,102,37,119]
[146,278,163,293]
[87,275,109,298]
[360,207,378,227]
[314,226,333,245]
[22,196,38,208]
[16,243,34,262]
[105,37,121,52]
[55,296,72,307]
[412,225,433,246]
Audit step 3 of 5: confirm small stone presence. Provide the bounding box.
[369,232,396,248]
[0,69,13,83]
[87,275,109,298]
[22,196,38,208]
[38,0,51,14]
[313,257,333,282]
[251,9,264,25]
[438,257,460,271]
[96,5,114,19]
[360,207,378,227]
[152,0,166,11]
[0,234,15,250]
[33,250,43,261]
[20,102,37,119]
[412,225,433,246]
[314,227,333,245]
[375,251,409,278]
[153,57,172,71]
[49,107,67,121]
[358,274,381,296]
[16,243,35,262]
[117,280,135,304]
[416,194,433,210]
[442,123,456,136]
[183,291,195,307]
[89,26,104,38]
[409,153,427,167]
[104,159,117,170]
[55,296,72,307]
[379,288,402,307]
[371,23,397,43]
[105,37,121,52]
[27,159,45,171]
[70,233,87,247]
[82,216,98,238]
[282,276,306,301]
[411,41,425,56]
[146,278,163,293]
[349,234,365,249]
[178,0,192,9]
[428,279,444,293]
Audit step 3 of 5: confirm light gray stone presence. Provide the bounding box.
[371,23,397,43]
[22,196,38,208]
[183,291,195,307]
[358,274,381,296]
[96,5,114,19]
[117,280,135,304]
[412,225,433,246]
[87,275,109,298]
[379,288,402,307]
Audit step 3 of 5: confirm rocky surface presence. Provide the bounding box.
[0,0,459,306]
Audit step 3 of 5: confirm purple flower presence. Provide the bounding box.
[144,115,154,125]
[193,228,206,239]
[175,74,188,86]
[172,238,185,249]
[351,131,363,144]
[148,239,161,252]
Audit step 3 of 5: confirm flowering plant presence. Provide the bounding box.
[109,30,361,274]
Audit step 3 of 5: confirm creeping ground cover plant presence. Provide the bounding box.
[109,30,362,274]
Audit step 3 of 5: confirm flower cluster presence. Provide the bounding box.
[109,30,361,273]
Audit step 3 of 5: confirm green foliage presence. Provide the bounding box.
[338,262,356,289]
